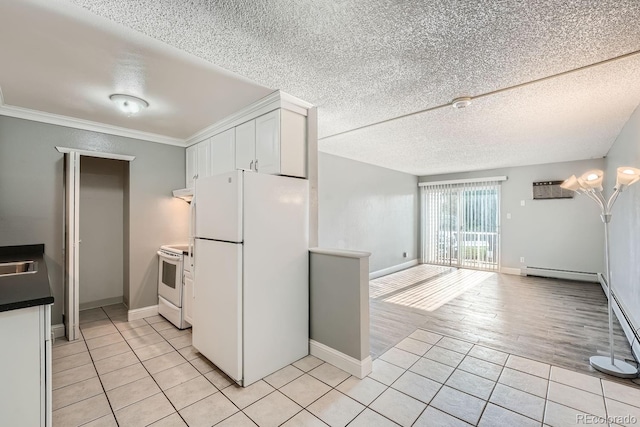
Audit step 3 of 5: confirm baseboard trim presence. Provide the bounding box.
[79,296,123,311]
[128,305,159,321]
[369,259,419,280]
[523,267,597,282]
[309,339,372,379]
[598,280,640,364]
[52,323,65,339]
[500,267,522,275]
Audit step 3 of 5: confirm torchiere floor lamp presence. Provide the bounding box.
[560,167,640,378]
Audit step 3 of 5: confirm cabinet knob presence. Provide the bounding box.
[255,159,259,172]
[250,160,254,171]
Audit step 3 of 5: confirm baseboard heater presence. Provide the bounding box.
[523,266,598,283]
[598,273,640,364]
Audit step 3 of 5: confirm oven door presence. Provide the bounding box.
[157,251,183,307]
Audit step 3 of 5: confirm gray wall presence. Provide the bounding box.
[318,152,419,273]
[0,116,189,324]
[79,157,125,308]
[419,159,605,273]
[309,249,370,361]
[605,103,640,330]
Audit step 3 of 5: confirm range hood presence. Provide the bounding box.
[172,188,193,202]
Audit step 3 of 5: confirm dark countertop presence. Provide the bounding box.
[0,244,54,313]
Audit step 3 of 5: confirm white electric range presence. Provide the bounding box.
[157,244,192,329]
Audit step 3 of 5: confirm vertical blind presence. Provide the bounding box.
[420,179,503,271]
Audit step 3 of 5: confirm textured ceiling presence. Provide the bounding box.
[8,0,640,174]
[0,0,272,139]
[322,54,640,175]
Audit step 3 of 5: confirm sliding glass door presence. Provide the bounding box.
[421,180,501,271]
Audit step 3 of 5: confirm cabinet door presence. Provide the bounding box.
[255,110,281,175]
[196,139,211,179]
[0,307,42,427]
[280,109,307,178]
[183,272,193,325]
[235,120,256,171]
[210,129,236,176]
[186,145,197,189]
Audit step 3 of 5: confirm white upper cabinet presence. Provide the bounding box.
[210,129,236,176]
[185,93,310,183]
[279,109,307,178]
[186,145,197,189]
[234,109,306,178]
[235,120,256,171]
[197,139,211,180]
[255,110,281,175]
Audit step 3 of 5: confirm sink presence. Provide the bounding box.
[0,260,38,277]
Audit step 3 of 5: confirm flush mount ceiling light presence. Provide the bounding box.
[451,97,472,109]
[109,93,149,115]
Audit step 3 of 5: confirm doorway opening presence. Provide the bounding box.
[60,147,134,341]
[420,179,502,271]
[78,157,128,311]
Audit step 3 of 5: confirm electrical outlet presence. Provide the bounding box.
[520,200,526,206]
[520,257,525,263]
[507,213,512,219]
[403,252,408,258]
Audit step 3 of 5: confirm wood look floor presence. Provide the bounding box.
[369,264,639,385]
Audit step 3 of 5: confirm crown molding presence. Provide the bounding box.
[0,103,185,147]
[184,90,313,146]
[0,89,314,149]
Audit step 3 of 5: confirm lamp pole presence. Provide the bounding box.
[562,171,637,378]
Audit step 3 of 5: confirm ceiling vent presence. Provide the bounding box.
[532,181,575,200]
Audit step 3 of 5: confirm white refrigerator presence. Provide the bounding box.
[191,170,309,386]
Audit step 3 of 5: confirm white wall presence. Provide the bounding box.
[605,103,640,333]
[419,159,605,273]
[79,157,125,308]
[318,152,419,273]
[0,116,189,323]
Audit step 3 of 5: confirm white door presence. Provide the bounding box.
[194,171,243,242]
[196,139,211,179]
[210,129,236,176]
[255,110,281,175]
[186,145,197,188]
[192,239,242,382]
[235,120,256,171]
[64,152,80,341]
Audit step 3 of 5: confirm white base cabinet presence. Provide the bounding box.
[0,304,52,427]
[184,269,194,325]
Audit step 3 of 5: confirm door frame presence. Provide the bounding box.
[57,147,135,341]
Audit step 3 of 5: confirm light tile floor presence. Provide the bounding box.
[53,304,640,426]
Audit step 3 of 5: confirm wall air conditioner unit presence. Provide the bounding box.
[532,181,575,200]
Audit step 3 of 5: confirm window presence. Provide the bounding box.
[420,179,503,271]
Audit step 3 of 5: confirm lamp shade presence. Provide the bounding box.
[580,169,604,190]
[616,167,640,187]
[560,175,581,191]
